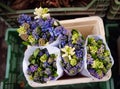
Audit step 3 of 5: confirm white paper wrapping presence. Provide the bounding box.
[23,46,63,87]
[81,35,114,80]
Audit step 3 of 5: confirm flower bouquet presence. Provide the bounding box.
[60,29,85,76]
[81,35,114,79]
[17,7,67,46]
[23,46,63,84]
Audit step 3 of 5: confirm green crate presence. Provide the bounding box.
[105,24,120,89]
[0,0,110,27]
[0,28,115,89]
[0,28,32,89]
[107,0,120,19]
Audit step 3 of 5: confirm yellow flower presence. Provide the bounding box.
[34,7,50,19]
[28,35,35,43]
[61,45,75,60]
[17,26,26,35]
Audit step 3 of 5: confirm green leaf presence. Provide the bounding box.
[31,60,35,64]
[71,29,79,35]
[22,41,30,46]
[33,48,40,58]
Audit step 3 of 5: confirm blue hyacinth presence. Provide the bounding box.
[18,14,31,25]
[32,29,39,40]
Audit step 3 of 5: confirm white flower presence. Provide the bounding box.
[61,45,75,60]
[53,20,59,26]
[34,7,50,19]
[42,13,50,19]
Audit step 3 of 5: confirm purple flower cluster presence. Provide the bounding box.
[60,29,85,76]
[17,14,67,46]
[28,48,58,83]
[18,14,31,25]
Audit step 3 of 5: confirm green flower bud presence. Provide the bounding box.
[37,67,42,72]
[29,75,33,80]
[71,30,80,44]
[92,59,104,69]
[106,62,112,70]
[72,55,77,59]
[72,34,79,44]
[89,46,98,55]
[97,39,103,45]
[103,67,107,74]
[104,57,111,64]
[28,35,35,44]
[17,26,26,35]
[50,54,56,59]
[40,54,48,62]
[70,59,77,66]
[88,37,96,44]
[104,50,110,57]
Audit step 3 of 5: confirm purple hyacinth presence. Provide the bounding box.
[76,61,83,68]
[37,19,51,30]
[65,64,72,70]
[18,14,31,25]
[39,51,43,56]
[95,72,104,79]
[49,76,55,80]
[43,78,48,82]
[42,62,49,68]
[37,18,44,27]
[61,41,67,48]
[44,68,51,75]
[49,36,55,43]
[42,33,47,39]
[29,64,38,72]
[27,29,33,35]
[54,26,64,37]
[87,58,93,64]
[87,54,93,64]
[32,29,39,40]
[89,69,104,79]
[62,28,67,35]
[75,49,83,58]
[47,27,54,37]
[30,21,38,29]
[49,18,56,25]
[88,69,95,76]
[44,20,52,28]
[68,67,78,75]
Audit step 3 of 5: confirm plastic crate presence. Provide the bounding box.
[105,24,120,89]
[0,28,32,89]
[0,0,110,27]
[0,29,114,89]
[107,0,120,20]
